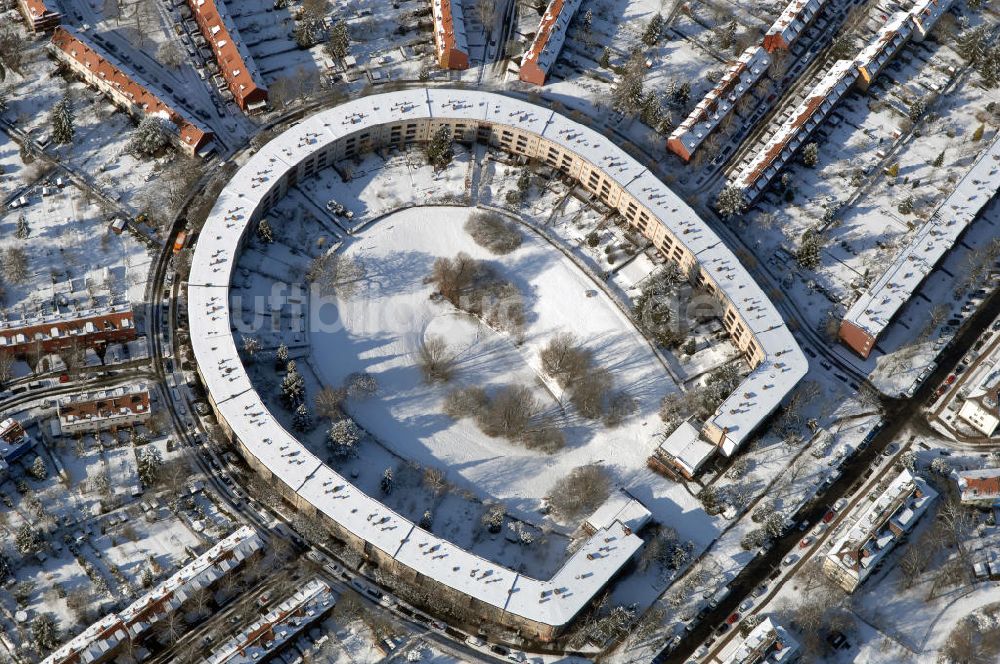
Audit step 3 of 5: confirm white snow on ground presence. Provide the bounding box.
[311,205,713,544]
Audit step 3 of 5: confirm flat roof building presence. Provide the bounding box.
[910,0,956,41]
[188,89,807,640]
[50,27,215,158]
[186,0,267,113]
[519,0,582,86]
[431,0,469,70]
[840,130,1000,358]
[648,420,717,480]
[582,491,652,535]
[823,469,936,592]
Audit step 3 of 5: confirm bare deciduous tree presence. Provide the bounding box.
[418,334,457,383]
[547,465,611,521]
[307,252,365,298]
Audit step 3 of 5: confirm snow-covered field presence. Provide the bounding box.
[314,205,684,526]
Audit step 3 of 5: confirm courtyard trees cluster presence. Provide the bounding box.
[428,252,525,339]
[539,333,635,424]
[443,384,565,452]
[464,210,522,255]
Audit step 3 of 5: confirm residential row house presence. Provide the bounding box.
[41,526,264,664]
[204,578,335,664]
[431,0,469,70]
[50,27,215,158]
[823,469,937,592]
[667,0,832,162]
[57,383,151,435]
[186,0,268,113]
[727,0,956,202]
[518,0,582,86]
[0,304,137,358]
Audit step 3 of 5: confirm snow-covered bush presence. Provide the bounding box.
[328,418,361,458]
[127,116,173,158]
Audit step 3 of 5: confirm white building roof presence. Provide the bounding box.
[187,89,807,629]
[842,130,1000,346]
[721,617,800,664]
[669,46,771,158]
[910,0,956,36]
[203,578,334,664]
[656,421,716,476]
[583,490,653,533]
[824,469,936,586]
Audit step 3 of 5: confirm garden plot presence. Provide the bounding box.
[0,130,27,190]
[480,157,742,386]
[2,59,169,212]
[0,177,151,318]
[296,146,472,226]
[229,0,431,89]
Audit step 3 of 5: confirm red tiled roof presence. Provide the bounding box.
[965,476,1000,498]
[50,28,213,153]
[187,0,267,110]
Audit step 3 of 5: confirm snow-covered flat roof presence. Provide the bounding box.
[188,89,807,628]
[842,130,1000,345]
[656,421,716,476]
[584,490,653,533]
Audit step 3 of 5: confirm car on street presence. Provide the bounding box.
[783,554,798,567]
[833,498,848,511]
